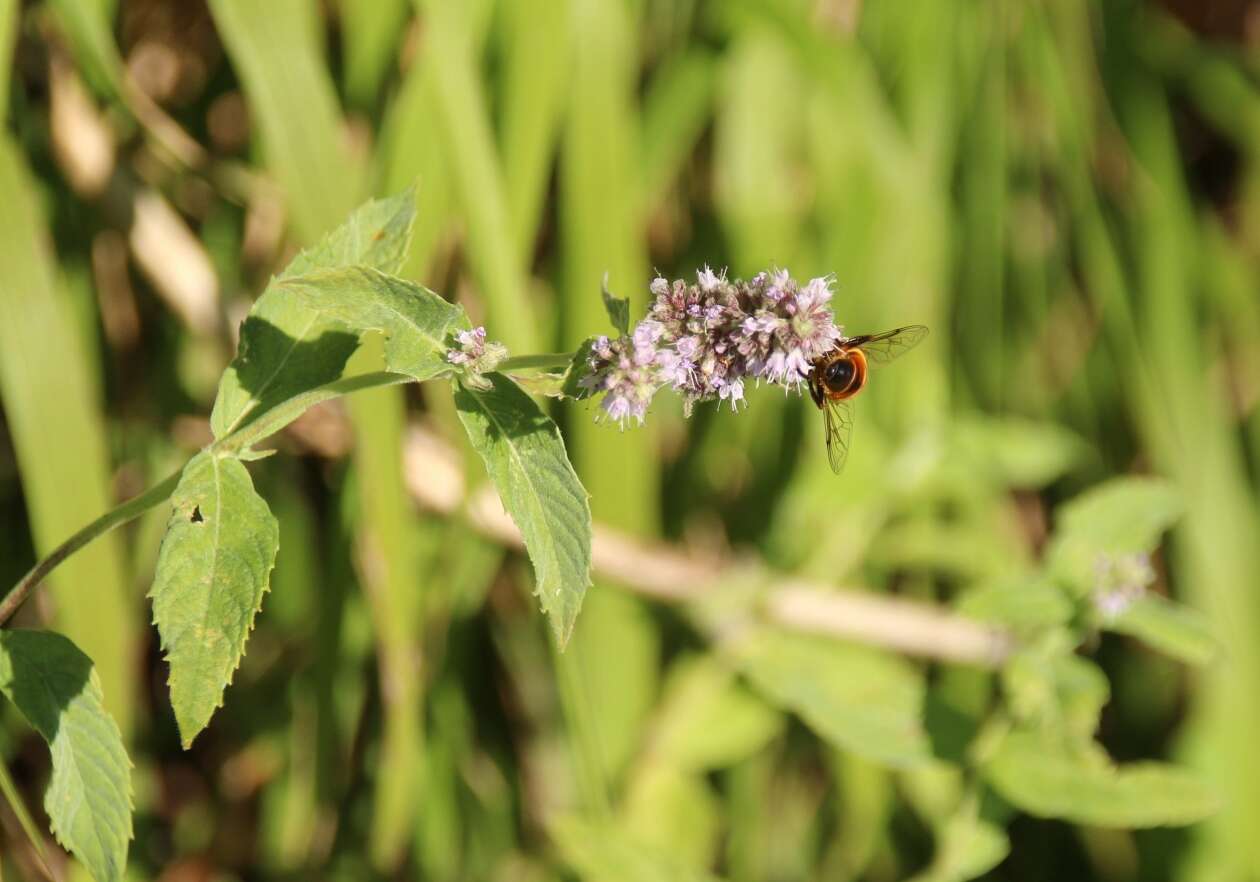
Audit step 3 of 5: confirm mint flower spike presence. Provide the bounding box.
[447,326,509,391]
[579,326,663,427]
[582,266,844,424]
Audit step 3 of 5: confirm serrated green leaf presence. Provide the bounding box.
[278,266,468,381]
[601,276,631,336]
[0,630,132,882]
[732,628,930,767]
[150,452,279,747]
[551,814,725,882]
[453,374,591,644]
[650,654,782,771]
[1107,595,1218,666]
[210,189,417,439]
[956,576,1073,631]
[986,731,1218,827]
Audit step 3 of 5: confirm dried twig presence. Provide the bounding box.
[402,426,1015,667]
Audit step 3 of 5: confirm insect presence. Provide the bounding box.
[807,325,929,474]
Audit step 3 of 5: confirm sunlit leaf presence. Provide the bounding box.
[278,266,468,382]
[1107,594,1217,666]
[956,575,1073,631]
[150,452,279,746]
[732,628,930,767]
[551,815,725,882]
[953,417,1088,487]
[0,630,132,882]
[1055,477,1182,548]
[986,731,1218,827]
[649,654,782,771]
[1001,638,1109,742]
[623,766,720,871]
[210,189,416,439]
[907,815,1009,882]
[453,374,591,644]
[1047,477,1182,593]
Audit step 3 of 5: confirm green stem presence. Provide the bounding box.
[499,352,574,372]
[213,371,413,455]
[0,370,417,627]
[0,469,181,627]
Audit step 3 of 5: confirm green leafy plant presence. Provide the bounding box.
[0,190,1221,881]
[0,190,594,878]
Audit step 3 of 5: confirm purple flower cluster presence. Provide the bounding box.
[447,326,508,389]
[583,267,844,426]
[579,324,665,426]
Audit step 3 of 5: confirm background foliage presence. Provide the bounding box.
[0,0,1258,879]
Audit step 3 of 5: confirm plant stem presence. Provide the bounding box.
[214,371,413,455]
[0,469,181,626]
[498,352,574,372]
[0,370,417,628]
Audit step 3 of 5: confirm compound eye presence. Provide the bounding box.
[824,358,855,390]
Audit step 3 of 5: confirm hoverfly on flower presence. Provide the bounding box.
[807,325,928,474]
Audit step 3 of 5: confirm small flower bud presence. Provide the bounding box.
[447,326,508,389]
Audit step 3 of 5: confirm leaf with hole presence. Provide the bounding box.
[149,451,279,746]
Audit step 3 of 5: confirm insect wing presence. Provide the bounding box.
[822,397,854,474]
[846,324,928,365]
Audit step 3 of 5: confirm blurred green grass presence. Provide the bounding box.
[0,0,1257,879]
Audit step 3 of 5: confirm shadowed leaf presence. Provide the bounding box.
[0,630,132,882]
[278,266,468,381]
[211,189,416,439]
